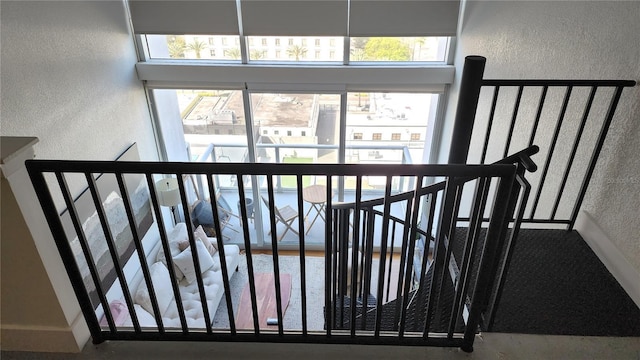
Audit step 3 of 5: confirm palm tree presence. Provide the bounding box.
[186,39,207,59]
[350,48,366,61]
[167,36,186,58]
[286,45,307,61]
[250,50,264,60]
[224,48,242,60]
[413,37,426,61]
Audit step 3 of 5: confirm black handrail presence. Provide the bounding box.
[26,159,519,353]
[452,56,636,230]
[330,146,539,342]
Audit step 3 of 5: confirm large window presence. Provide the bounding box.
[345,92,435,164]
[172,89,248,166]
[132,0,457,249]
[251,93,339,166]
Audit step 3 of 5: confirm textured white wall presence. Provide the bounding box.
[1,0,157,199]
[0,0,157,350]
[442,1,640,271]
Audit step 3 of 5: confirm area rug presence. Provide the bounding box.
[235,272,292,330]
[212,254,327,331]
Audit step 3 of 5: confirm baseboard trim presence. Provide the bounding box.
[70,310,91,352]
[575,210,640,308]
[0,324,81,353]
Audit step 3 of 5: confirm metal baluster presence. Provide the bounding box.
[56,172,115,334]
[481,86,500,164]
[462,172,515,353]
[529,86,573,219]
[296,174,308,335]
[447,177,489,338]
[85,172,140,333]
[350,176,362,337]
[374,176,393,337]
[503,86,524,158]
[116,173,165,333]
[210,174,236,335]
[177,174,213,334]
[528,86,548,147]
[569,86,626,229]
[398,175,423,337]
[145,174,188,332]
[551,86,597,219]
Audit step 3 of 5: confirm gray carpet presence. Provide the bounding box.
[212,254,327,332]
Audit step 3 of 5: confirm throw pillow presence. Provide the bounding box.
[122,304,157,328]
[177,238,217,258]
[172,240,215,284]
[99,300,129,327]
[134,262,175,316]
[176,227,218,255]
[195,225,218,251]
[156,223,188,280]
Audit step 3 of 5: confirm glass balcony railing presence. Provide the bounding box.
[191,142,415,193]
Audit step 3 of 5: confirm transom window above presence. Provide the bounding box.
[247,36,343,62]
[144,35,449,63]
[131,0,459,63]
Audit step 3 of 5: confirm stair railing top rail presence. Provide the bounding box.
[26,158,518,352]
[333,145,539,211]
[451,55,636,230]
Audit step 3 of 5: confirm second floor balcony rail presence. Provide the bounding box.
[26,159,517,352]
[192,141,415,195]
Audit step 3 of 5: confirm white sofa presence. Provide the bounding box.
[122,222,240,329]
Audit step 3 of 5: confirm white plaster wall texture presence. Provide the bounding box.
[443,1,640,271]
[0,1,159,349]
[1,0,157,203]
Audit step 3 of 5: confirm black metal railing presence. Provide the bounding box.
[331,146,538,341]
[451,56,636,230]
[27,160,518,352]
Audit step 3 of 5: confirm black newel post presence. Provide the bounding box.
[448,56,486,164]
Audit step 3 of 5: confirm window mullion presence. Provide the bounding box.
[239,35,249,64]
[343,37,350,65]
[337,92,348,201]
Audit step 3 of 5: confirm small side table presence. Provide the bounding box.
[302,184,331,234]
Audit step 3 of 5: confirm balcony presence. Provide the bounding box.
[189,141,419,251]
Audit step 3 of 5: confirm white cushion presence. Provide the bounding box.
[172,240,215,284]
[156,223,188,280]
[162,270,224,329]
[212,244,240,272]
[134,262,175,315]
[126,304,157,328]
